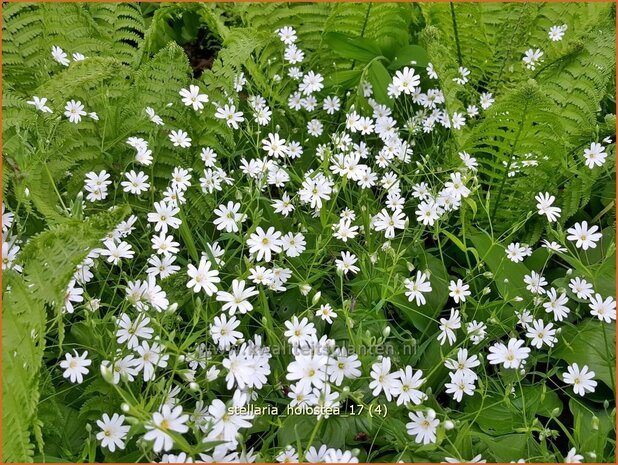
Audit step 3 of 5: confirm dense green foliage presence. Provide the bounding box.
[2,2,616,463]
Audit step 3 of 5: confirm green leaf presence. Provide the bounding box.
[474,432,542,462]
[553,319,616,391]
[570,398,615,458]
[388,251,449,333]
[326,69,362,89]
[367,60,392,107]
[388,44,429,69]
[323,32,382,62]
[469,229,531,310]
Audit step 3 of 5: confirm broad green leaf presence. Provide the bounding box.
[367,60,392,107]
[388,44,429,69]
[326,69,362,89]
[323,32,382,62]
[463,384,561,436]
[474,433,543,462]
[469,230,531,309]
[553,319,616,391]
[388,251,449,333]
[570,398,615,457]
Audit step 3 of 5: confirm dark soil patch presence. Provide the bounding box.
[182,29,220,78]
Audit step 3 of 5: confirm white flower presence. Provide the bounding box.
[215,104,244,129]
[147,201,181,234]
[487,338,530,369]
[564,447,583,463]
[72,52,86,61]
[186,257,220,295]
[327,348,361,386]
[100,239,134,265]
[541,240,567,253]
[373,208,406,238]
[566,221,602,250]
[116,313,153,349]
[60,350,91,383]
[438,308,461,346]
[216,279,258,315]
[391,366,426,406]
[324,449,359,463]
[404,271,432,306]
[444,348,480,380]
[583,142,608,168]
[210,313,243,350]
[505,242,530,262]
[525,319,557,348]
[335,251,359,275]
[392,67,420,95]
[323,95,341,114]
[26,96,53,113]
[134,341,168,381]
[299,71,324,95]
[524,271,548,295]
[151,232,180,256]
[448,279,470,303]
[589,293,616,323]
[479,92,494,110]
[51,45,70,66]
[145,107,164,125]
[369,357,400,401]
[63,280,83,314]
[247,226,283,262]
[96,413,130,452]
[143,405,189,453]
[169,129,192,148]
[262,133,288,158]
[276,448,299,463]
[281,232,306,258]
[179,84,209,110]
[64,100,86,123]
[284,45,304,64]
[213,201,245,233]
[121,170,150,194]
[535,192,561,222]
[207,398,253,442]
[284,316,317,347]
[445,370,475,401]
[307,119,323,137]
[286,354,328,391]
[543,288,570,321]
[453,66,471,85]
[315,304,337,324]
[406,410,439,445]
[277,26,297,45]
[548,24,567,41]
[568,277,593,300]
[523,48,544,70]
[298,173,333,209]
[563,363,597,396]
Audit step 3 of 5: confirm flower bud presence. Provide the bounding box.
[300,284,311,296]
[100,362,114,384]
[312,291,321,305]
[189,382,199,391]
[444,420,455,430]
[382,326,391,338]
[121,403,130,413]
[591,415,599,430]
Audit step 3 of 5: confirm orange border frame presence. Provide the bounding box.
[0,0,616,464]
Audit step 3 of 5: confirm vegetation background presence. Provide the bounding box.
[2,2,616,463]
